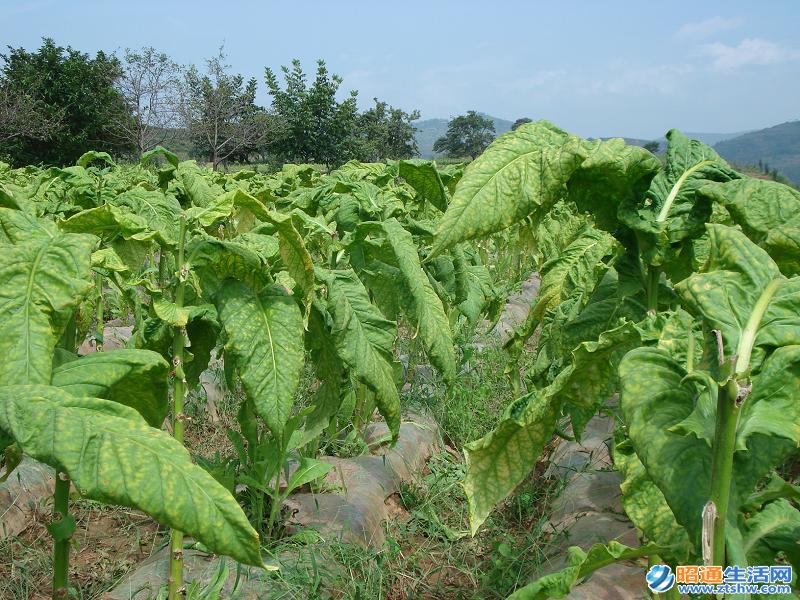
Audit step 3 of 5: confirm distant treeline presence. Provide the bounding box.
[0,39,422,170]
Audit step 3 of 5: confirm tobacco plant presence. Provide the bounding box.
[430,121,800,597]
[0,207,263,598]
[1,147,500,597]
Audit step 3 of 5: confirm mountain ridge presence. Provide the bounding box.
[412,115,798,184]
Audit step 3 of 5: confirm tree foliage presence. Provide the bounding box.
[265,59,360,167]
[0,38,133,166]
[511,117,532,130]
[181,49,269,170]
[433,111,496,159]
[354,98,420,162]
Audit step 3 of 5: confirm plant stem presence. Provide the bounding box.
[158,249,167,290]
[708,279,781,567]
[646,267,660,313]
[168,216,188,600]
[708,379,739,566]
[94,273,104,352]
[52,471,71,598]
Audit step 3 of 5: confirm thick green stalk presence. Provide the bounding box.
[52,319,80,597]
[646,267,660,313]
[158,249,167,291]
[708,279,782,566]
[94,273,104,352]
[52,472,71,598]
[168,217,188,600]
[708,379,740,565]
[649,555,680,600]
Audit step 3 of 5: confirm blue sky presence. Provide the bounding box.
[3,0,799,138]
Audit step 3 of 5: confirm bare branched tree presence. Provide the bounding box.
[113,47,184,156]
[0,84,63,145]
[180,49,268,170]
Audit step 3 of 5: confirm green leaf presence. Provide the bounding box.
[319,268,400,439]
[699,178,800,277]
[619,130,739,269]
[184,305,220,388]
[187,235,269,296]
[398,159,448,212]
[110,188,183,248]
[291,307,347,448]
[464,372,569,533]
[50,349,170,427]
[676,225,800,374]
[742,499,800,570]
[75,151,115,168]
[285,457,333,495]
[0,440,22,483]
[0,206,58,242]
[185,191,235,226]
[59,203,148,240]
[532,227,618,323]
[744,474,800,511]
[215,281,304,437]
[431,121,588,256]
[567,138,660,232]
[699,178,800,244]
[358,260,402,321]
[614,438,691,563]
[457,264,496,325]
[235,194,314,297]
[176,161,220,207]
[140,146,180,168]
[507,541,661,600]
[763,226,800,277]
[90,247,128,272]
[528,201,587,266]
[556,322,641,439]
[153,296,193,327]
[378,219,456,381]
[0,231,96,385]
[0,385,262,567]
[736,345,800,450]
[620,347,710,550]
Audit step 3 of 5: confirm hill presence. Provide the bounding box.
[684,131,748,146]
[413,119,747,160]
[714,121,800,184]
[414,114,513,159]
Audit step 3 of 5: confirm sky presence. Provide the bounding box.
[2,0,799,139]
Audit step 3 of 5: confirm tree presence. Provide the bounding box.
[265,59,359,167]
[113,47,184,156]
[354,98,419,161]
[0,38,133,166]
[0,84,62,146]
[643,140,660,154]
[181,49,268,170]
[433,111,495,159]
[511,117,532,130]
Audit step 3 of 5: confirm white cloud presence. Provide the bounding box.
[500,63,694,100]
[676,16,743,39]
[702,38,800,70]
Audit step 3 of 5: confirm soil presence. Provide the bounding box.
[0,500,165,600]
